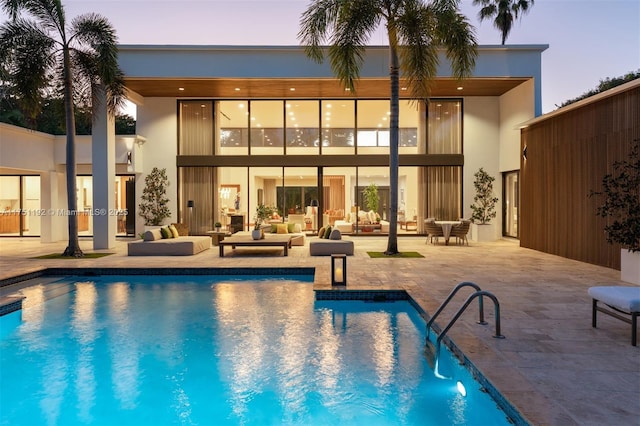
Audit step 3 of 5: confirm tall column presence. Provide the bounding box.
[40,171,66,243]
[92,86,116,249]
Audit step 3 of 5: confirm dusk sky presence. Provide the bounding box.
[2,1,639,114]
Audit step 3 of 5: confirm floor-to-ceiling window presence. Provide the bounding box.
[178,97,464,236]
[0,175,40,236]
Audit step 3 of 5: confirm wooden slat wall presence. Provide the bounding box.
[520,86,639,270]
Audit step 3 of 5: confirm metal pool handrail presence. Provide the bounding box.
[426,281,487,340]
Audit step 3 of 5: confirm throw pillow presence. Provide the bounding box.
[318,227,326,239]
[277,223,289,234]
[271,224,278,233]
[143,230,155,241]
[169,224,180,238]
[324,226,332,239]
[287,222,296,233]
[329,229,342,240]
[160,227,171,239]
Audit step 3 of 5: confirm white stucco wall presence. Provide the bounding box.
[462,97,502,237]
[0,124,55,172]
[135,97,179,232]
[499,79,535,172]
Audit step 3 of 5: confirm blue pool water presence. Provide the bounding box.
[0,275,512,425]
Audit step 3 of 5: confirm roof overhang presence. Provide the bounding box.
[118,44,547,99]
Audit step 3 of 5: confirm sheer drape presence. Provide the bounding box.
[179,167,214,234]
[427,100,462,154]
[427,167,462,221]
[179,101,213,155]
[323,176,345,212]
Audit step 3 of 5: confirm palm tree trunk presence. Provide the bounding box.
[61,48,83,257]
[385,35,400,255]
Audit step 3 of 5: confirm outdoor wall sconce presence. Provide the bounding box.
[522,145,528,160]
[127,151,132,165]
[331,254,347,286]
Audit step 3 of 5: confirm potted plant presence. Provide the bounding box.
[252,204,274,239]
[214,222,222,232]
[591,138,640,284]
[138,167,171,228]
[469,167,499,242]
[363,183,379,212]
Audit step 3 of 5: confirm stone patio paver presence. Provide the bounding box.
[1,236,638,425]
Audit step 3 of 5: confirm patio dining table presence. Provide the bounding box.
[435,220,461,245]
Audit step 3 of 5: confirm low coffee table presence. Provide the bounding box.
[218,234,293,257]
[206,230,231,246]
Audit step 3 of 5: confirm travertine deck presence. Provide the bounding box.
[1,236,638,425]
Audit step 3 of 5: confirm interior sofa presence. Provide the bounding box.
[128,227,211,256]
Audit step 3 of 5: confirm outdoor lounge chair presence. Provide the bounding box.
[588,286,640,346]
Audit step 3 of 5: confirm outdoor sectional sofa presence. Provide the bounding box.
[127,227,211,256]
[309,229,354,256]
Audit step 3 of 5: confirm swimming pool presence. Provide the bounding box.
[0,275,514,425]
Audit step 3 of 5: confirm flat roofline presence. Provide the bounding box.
[117,44,549,52]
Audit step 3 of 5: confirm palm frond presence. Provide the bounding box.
[298,0,342,63]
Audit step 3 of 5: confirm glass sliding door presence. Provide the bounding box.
[503,171,519,238]
[0,175,41,237]
[355,166,389,234]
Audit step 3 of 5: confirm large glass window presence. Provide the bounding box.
[216,100,248,155]
[250,101,284,155]
[428,100,462,154]
[286,101,319,155]
[398,100,423,154]
[179,101,213,155]
[357,100,390,155]
[321,100,355,155]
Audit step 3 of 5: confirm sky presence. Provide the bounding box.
[2,0,639,114]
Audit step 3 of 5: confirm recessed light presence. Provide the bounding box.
[457,86,463,91]
[345,88,351,91]
[401,87,407,91]
[178,87,185,91]
[290,87,296,91]
[234,87,240,91]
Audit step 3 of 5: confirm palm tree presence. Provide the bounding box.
[299,0,477,254]
[0,0,125,257]
[472,0,534,45]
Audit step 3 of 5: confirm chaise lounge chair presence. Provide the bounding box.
[588,286,640,346]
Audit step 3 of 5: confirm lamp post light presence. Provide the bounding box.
[187,200,194,235]
[331,254,347,286]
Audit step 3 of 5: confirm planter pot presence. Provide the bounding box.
[620,249,640,285]
[251,229,264,240]
[144,225,162,232]
[470,223,496,242]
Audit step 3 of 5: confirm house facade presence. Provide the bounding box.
[0,44,547,248]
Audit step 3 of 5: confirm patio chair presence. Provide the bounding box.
[425,220,443,245]
[451,219,471,245]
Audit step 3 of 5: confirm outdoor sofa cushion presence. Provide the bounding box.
[128,235,211,256]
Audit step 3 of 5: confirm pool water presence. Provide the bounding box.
[0,275,512,425]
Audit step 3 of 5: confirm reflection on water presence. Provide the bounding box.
[0,276,510,426]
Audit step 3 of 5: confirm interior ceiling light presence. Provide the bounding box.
[234,87,240,91]
[178,87,185,91]
[401,87,407,91]
[290,87,296,91]
[457,86,463,90]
